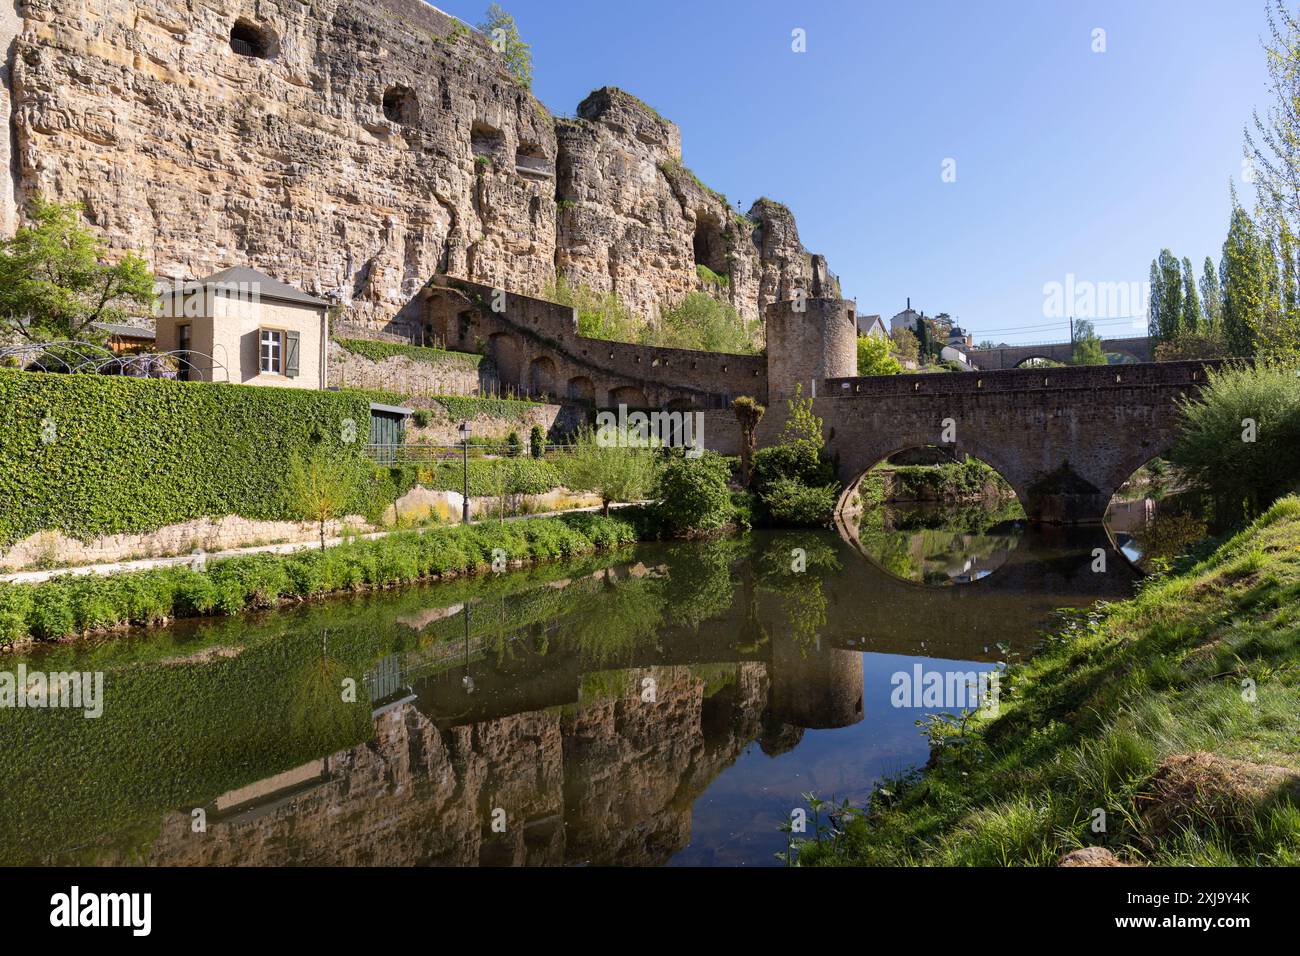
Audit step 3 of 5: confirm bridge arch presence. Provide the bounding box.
[836,440,1029,523]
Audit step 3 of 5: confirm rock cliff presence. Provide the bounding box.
[3,0,834,332]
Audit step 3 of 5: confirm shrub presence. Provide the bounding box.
[506,430,522,457]
[654,453,734,535]
[529,424,545,458]
[751,443,834,491]
[642,291,758,354]
[760,477,839,527]
[1170,362,1300,520]
[857,334,902,376]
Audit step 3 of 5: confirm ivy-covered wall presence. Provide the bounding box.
[0,370,373,548]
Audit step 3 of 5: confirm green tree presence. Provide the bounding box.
[1154,249,1184,342]
[1070,319,1107,365]
[1221,199,1271,356]
[1245,0,1300,240]
[1180,256,1202,334]
[1200,255,1222,331]
[856,333,902,375]
[890,326,919,363]
[287,448,359,550]
[556,426,658,516]
[0,197,155,343]
[477,4,532,90]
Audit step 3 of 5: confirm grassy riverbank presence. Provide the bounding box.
[0,512,643,646]
[801,496,1300,867]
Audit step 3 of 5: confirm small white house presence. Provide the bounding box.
[154,266,330,389]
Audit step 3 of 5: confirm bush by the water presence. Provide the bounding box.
[760,477,839,526]
[0,513,640,644]
[1171,362,1300,521]
[654,452,736,535]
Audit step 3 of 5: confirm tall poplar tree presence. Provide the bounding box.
[1180,256,1203,334]
[1220,200,1270,356]
[1199,255,1222,331]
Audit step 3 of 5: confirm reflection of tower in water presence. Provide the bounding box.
[766,637,865,730]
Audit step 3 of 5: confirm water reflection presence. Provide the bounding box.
[0,517,1137,868]
[846,502,1026,585]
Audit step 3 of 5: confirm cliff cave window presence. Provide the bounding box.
[693,211,727,276]
[471,122,503,163]
[515,143,553,181]
[229,20,276,60]
[383,86,419,126]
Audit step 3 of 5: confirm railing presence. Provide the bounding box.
[515,154,555,177]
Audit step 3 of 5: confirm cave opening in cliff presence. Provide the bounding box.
[693,212,728,277]
[229,20,276,60]
[470,123,503,162]
[383,86,419,126]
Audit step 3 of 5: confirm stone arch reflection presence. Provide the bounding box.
[837,444,1027,587]
[1102,454,1207,574]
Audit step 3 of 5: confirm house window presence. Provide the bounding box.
[260,329,283,373]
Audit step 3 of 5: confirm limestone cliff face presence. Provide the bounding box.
[5,1,830,332]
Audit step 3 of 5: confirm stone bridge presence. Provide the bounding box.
[965,335,1152,369]
[763,360,1218,524]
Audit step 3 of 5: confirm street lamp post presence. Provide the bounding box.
[459,420,471,524]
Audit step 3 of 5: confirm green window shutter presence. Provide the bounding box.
[285,331,300,378]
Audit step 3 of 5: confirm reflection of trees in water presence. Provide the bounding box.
[854,502,1024,586]
[755,534,842,652]
[289,630,359,744]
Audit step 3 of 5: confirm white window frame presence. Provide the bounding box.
[260,328,283,374]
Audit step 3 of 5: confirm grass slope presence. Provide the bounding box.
[805,496,1300,867]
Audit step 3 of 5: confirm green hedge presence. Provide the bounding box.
[334,336,482,368]
[0,370,372,547]
[0,513,642,643]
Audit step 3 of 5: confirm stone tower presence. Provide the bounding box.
[763,294,858,404]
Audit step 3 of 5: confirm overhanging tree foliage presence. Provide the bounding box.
[0,197,155,344]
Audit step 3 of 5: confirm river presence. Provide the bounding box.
[0,505,1141,866]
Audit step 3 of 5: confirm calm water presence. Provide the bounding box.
[0,508,1138,867]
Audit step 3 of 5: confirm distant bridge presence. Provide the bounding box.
[964,335,1152,370]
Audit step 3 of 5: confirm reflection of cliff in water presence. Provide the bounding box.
[104,642,862,866]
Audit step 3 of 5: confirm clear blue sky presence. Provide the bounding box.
[437,0,1275,345]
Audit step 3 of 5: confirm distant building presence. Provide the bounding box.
[857,313,888,340]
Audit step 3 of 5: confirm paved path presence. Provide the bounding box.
[0,503,643,585]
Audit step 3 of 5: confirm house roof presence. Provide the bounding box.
[165,266,330,308]
[92,321,155,340]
